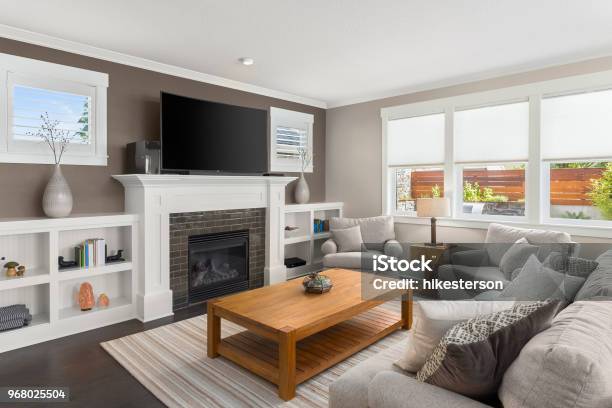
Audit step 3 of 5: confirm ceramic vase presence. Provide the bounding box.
[294,173,310,204]
[43,164,73,218]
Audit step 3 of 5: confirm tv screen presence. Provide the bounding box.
[161,92,268,173]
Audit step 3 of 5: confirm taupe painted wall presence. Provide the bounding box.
[325,56,612,245]
[0,37,326,218]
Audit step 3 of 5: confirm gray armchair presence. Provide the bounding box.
[322,215,402,270]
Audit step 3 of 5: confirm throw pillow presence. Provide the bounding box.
[416,300,562,400]
[331,225,364,252]
[394,300,514,373]
[501,255,586,302]
[546,252,599,278]
[499,237,539,279]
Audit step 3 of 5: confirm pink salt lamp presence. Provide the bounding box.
[98,293,110,308]
[78,282,95,311]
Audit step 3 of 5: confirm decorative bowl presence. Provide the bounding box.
[302,273,333,294]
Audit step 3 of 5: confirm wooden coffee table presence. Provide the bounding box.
[207,268,412,400]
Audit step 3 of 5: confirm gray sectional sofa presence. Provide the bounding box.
[329,248,612,408]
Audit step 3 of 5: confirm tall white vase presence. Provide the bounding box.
[43,164,73,218]
[294,173,310,204]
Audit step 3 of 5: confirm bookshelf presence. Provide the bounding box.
[0,213,138,353]
[283,202,343,279]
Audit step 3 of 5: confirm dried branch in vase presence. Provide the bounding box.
[26,112,76,165]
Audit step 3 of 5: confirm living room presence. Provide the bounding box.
[0,2,611,407]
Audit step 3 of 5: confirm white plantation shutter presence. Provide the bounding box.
[275,126,307,159]
[270,107,314,172]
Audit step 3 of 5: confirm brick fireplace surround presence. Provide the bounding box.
[169,209,265,309]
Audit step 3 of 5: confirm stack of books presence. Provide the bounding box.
[75,239,107,268]
[313,219,330,233]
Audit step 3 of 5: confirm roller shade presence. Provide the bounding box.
[541,89,612,161]
[387,113,445,166]
[454,101,529,163]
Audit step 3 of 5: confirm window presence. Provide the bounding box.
[461,164,526,217]
[392,167,444,214]
[385,113,445,215]
[0,53,108,165]
[381,70,612,233]
[541,89,612,224]
[270,107,314,173]
[455,101,529,219]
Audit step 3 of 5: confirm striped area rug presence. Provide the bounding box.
[101,303,407,408]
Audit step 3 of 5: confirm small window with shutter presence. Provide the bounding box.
[270,107,314,173]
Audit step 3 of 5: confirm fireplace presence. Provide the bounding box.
[188,230,250,304]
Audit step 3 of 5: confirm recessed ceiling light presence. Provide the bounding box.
[239,57,254,66]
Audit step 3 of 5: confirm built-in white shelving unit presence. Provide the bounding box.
[0,213,138,353]
[283,202,343,279]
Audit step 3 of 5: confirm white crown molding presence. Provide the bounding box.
[327,51,612,109]
[0,24,327,109]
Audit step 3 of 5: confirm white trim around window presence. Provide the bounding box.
[0,52,108,166]
[381,69,612,233]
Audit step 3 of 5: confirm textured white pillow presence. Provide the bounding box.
[331,225,364,252]
[394,300,514,373]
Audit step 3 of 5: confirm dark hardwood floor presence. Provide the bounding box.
[0,304,205,408]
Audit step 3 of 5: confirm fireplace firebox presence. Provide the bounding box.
[188,230,249,304]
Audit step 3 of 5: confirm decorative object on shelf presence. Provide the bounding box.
[4,261,19,277]
[58,256,78,270]
[16,265,26,276]
[0,304,32,332]
[294,147,311,204]
[302,272,333,294]
[28,112,75,218]
[106,249,125,263]
[416,197,451,246]
[98,293,110,308]
[78,282,95,311]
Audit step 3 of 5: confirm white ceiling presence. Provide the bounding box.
[2,0,612,108]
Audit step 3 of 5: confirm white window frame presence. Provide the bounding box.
[0,52,108,166]
[381,69,612,236]
[269,107,314,173]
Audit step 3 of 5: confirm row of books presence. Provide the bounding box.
[313,219,330,233]
[75,239,107,268]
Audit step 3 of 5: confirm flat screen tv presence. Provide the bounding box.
[160,92,268,174]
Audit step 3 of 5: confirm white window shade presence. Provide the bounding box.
[454,101,529,163]
[387,113,445,166]
[541,89,612,161]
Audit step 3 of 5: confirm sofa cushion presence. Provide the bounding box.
[417,300,562,400]
[395,300,513,373]
[498,237,539,279]
[574,249,612,301]
[437,264,509,300]
[323,250,382,270]
[330,216,395,250]
[484,223,572,266]
[331,225,364,252]
[499,300,612,408]
[368,371,492,408]
[329,340,405,408]
[500,255,586,302]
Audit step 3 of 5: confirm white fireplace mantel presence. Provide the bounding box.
[113,174,296,322]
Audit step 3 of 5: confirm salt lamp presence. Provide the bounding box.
[78,282,95,311]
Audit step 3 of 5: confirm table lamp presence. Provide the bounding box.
[416,197,450,246]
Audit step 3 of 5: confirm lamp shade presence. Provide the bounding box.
[416,197,450,218]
